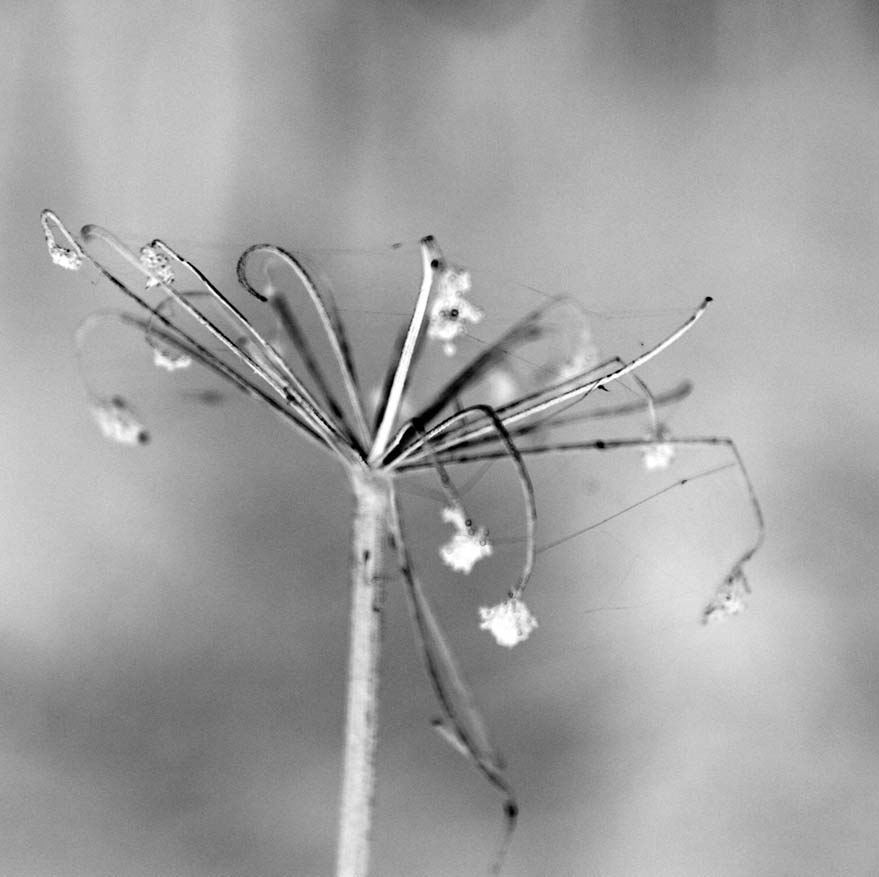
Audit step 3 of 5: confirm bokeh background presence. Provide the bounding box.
[3,2,879,875]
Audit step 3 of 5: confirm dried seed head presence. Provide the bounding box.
[427,266,484,356]
[479,597,538,648]
[90,396,150,446]
[439,505,493,574]
[139,245,175,289]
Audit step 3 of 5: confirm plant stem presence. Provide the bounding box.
[336,468,393,877]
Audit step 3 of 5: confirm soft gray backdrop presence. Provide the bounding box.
[3,2,878,875]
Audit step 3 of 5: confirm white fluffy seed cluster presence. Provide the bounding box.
[139,245,175,289]
[642,441,675,471]
[90,396,150,446]
[427,267,484,356]
[48,244,83,271]
[478,598,538,648]
[152,345,192,372]
[439,506,493,574]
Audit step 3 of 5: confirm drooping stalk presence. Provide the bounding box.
[336,468,394,877]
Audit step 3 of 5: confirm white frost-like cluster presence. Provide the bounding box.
[439,506,492,574]
[48,244,83,271]
[642,440,675,471]
[140,245,175,289]
[479,597,538,648]
[91,396,150,446]
[702,570,749,624]
[152,345,192,372]
[41,210,84,271]
[427,266,483,356]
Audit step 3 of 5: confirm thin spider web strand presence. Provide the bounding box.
[429,434,764,578]
[533,461,737,555]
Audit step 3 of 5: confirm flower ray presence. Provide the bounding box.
[237,244,370,450]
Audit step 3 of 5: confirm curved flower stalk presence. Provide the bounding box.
[41,208,763,876]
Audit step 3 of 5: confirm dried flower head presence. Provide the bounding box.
[42,208,764,872]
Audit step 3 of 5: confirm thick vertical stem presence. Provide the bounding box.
[336,468,393,877]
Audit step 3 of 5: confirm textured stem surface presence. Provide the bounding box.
[336,469,393,877]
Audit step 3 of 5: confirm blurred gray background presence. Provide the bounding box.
[3,2,879,875]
